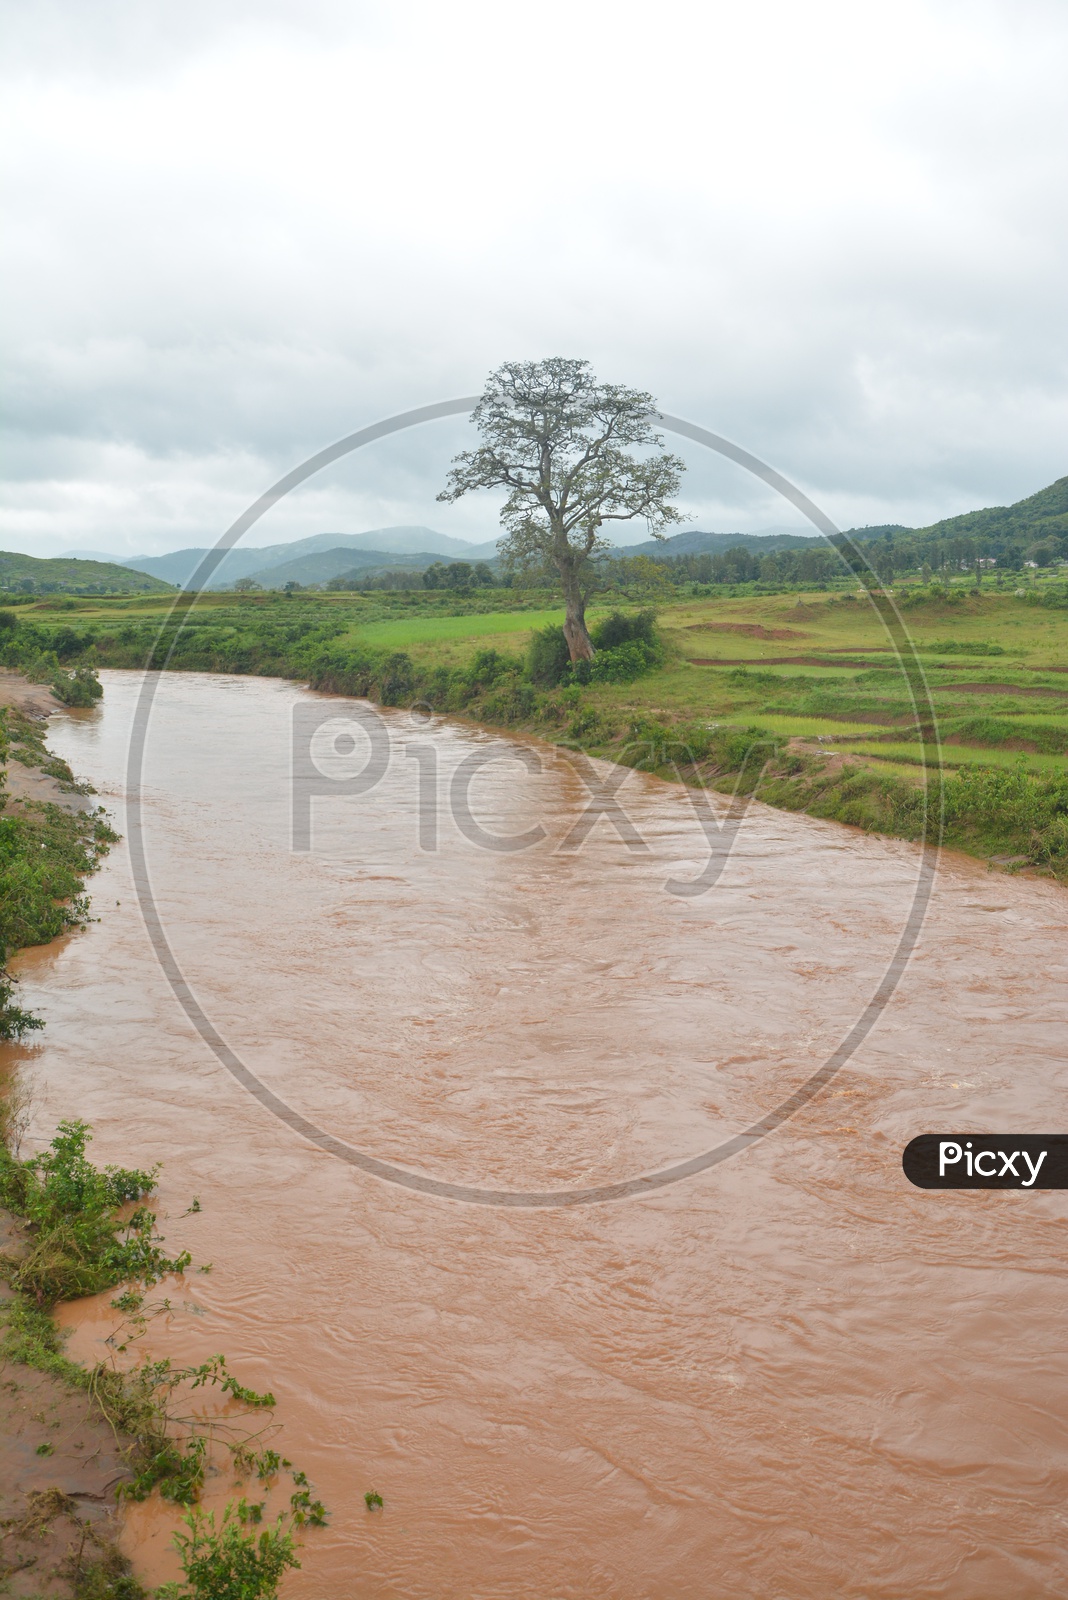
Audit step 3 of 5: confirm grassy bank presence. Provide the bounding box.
[3,582,1068,875]
[0,704,117,1039]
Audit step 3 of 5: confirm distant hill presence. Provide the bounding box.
[246,547,471,588]
[905,475,1068,545]
[835,477,1068,568]
[119,526,503,589]
[0,550,174,596]
[623,477,1067,561]
[618,528,823,559]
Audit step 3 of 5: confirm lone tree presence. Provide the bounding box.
[438,359,686,660]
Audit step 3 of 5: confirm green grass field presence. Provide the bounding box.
[342,608,569,649]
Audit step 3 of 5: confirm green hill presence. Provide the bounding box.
[0,550,175,595]
[914,475,1068,544]
[847,475,1068,553]
[839,474,1068,573]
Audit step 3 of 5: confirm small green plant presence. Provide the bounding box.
[1,1123,169,1304]
[157,1500,300,1600]
[189,1352,275,1409]
[237,1447,282,1485]
[289,1484,328,1527]
[364,1490,383,1511]
[0,1119,189,1308]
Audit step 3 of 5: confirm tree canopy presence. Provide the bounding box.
[438,359,685,658]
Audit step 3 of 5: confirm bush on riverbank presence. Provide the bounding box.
[51,664,104,706]
[0,800,117,1038]
[0,1120,188,1308]
[0,706,118,1036]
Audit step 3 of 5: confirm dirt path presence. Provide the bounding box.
[0,672,92,814]
[0,674,62,719]
[1,1249,131,1597]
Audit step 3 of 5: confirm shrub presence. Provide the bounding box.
[1030,814,1068,867]
[590,609,659,651]
[52,665,103,706]
[464,648,516,692]
[0,969,43,1041]
[526,624,571,687]
[0,1120,189,1308]
[482,681,537,723]
[159,1503,300,1600]
[378,651,415,705]
[578,640,655,684]
[26,648,61,683]
[52,626,91,660]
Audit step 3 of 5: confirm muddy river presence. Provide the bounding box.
[7,670,1068,1597]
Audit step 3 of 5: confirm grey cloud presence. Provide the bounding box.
[2,0,1066,556]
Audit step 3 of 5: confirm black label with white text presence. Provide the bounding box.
[902,1135,1068,1189]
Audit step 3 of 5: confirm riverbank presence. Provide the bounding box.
[0,673,117,1043]
[0,674,142,1594]
[0,672,86,812]
[1,674,328,1599]
[4,585,1068,878]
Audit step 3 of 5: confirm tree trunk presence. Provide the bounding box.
[563,606,594,661]
[559,563,595,661]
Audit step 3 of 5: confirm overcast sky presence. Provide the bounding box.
[3,0,1066,557]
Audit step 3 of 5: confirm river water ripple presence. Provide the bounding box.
[7,670,1067,1598]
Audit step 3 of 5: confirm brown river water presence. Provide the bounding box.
[5,669,1068,1597]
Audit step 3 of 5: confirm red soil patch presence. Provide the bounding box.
[933,682,1068,698]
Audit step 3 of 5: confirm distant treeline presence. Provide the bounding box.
[325,510,1068,598]
[606,545,841,587]
[325,559,500,592]
[604,473,1068,591]
[601,525,1068,592]
[831,523,1068,581]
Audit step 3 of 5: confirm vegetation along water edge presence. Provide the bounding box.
[3,568,1068,880]
[0,676,328,1599]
